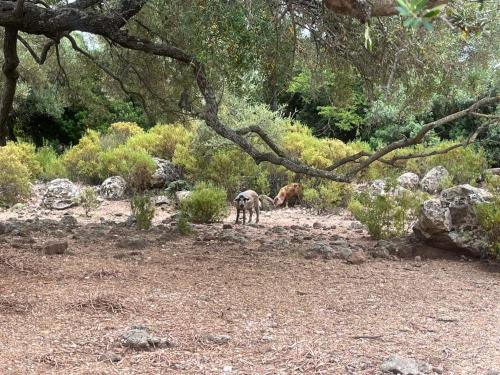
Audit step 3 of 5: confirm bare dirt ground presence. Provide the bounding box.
[0,199,499,374]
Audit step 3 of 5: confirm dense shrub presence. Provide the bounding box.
[35,146,68,181]
[475,196,500,258]
[98,145,155,192]
[0,149,32,206]
[3,141,41,179]
[302,180,353,213]
[406,143,488,184]
[131,194,155,230]
[62,130,103,183]
[348,184,428,239]
[100,121,144,149]
[127,123,193,159]
[179,182,228,223]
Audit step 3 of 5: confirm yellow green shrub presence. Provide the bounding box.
[127,123,194,160]
[302,180,353,213]
[282,123,356,169]
[179,182,228,223]
[0,148,31,206]
[175,146,270,197]
[62,130,103,183]
[98,145,155,191]
[475,196,500,258]
[100,122,144,149]
[3,141,41,179]
[35,146,68,181]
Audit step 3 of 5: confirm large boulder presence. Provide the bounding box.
[99,176,127,200]
[413,184,493,257]
[150,158,180,188]
[397,172,420,190]
[259,195,275,211]
[41,179,79,210]
[420,166,449,194]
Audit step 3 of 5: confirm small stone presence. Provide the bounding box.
[60,215,78,227]
[43,240,68,255]
[116,237,147,250]
[380,355,432,375]
[261,335,275,342]
[222,224,233,230]
[98,353,122,363]
[312,222,322,229]
[271,226,285,234]
[348,250,367,265]
[120,326,176,351]
[414,255,422,262]
[204,334,231,345]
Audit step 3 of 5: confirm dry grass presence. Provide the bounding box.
[0,207,499,374]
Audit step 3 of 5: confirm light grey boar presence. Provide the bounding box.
[234,190,260,224]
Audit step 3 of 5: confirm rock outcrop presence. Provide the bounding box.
[413,184,493,257]
[150,158,180,188]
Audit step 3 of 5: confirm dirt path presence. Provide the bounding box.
[0,204,499,374]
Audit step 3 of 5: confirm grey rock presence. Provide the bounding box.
[312,222,323,229]
[222,224,233,230]
[271,226,285,234]
[60,215,78,227]
[98,353,122,363]
[43,240,68,255]
[397,172,420,190]
[347,250,367,264]
[120,326,176,350]
[0,222,15,235]
[380,355,432,374]
[420,166,449,194]
[116,237,147,250]
[259,195,275,211]
[154,195,171,206]
[414,184,493,257]
[368,179,387,196]
[151,158,180,188]
[42,179,79,210]
[204,334,231,345]
[99,176,127,200]
[175,190,192,204]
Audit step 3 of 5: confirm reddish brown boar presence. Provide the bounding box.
[273,183,303,208]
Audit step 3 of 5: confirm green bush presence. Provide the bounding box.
[0,149,32,207]
[76,187,100,217]
[166,180,193,196]
[475,196,500,258]
[348,185,428,239]
[406,143,488,184]
[176,212,193,235]
[100,122,144,150]
[303,180,353,214]
[3,141,41,179]
[127,123,193,159]
[179,182,228,223]
[62,130,103,183]
[131,194,155,230]
[98,145,155,192]
[35,146,68,181]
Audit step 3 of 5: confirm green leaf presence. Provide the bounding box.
[414,0,429,12]
[396,6,411,16]
[423,5,445,19]
[422,19,433,31]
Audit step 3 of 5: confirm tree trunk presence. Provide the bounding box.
[0,27,19,146]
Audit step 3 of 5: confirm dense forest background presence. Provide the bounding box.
[3,0,498,166]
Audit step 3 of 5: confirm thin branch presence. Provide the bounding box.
[346,96,500,177]
[235,125,290,159]
[65,33,148,114]
[17,35,55,64]
[55,42,70,87]
[471,112,500,119]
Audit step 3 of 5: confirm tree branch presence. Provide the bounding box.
[235,125,290,159]
[345,96,499,177]
[17,35,55,64]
